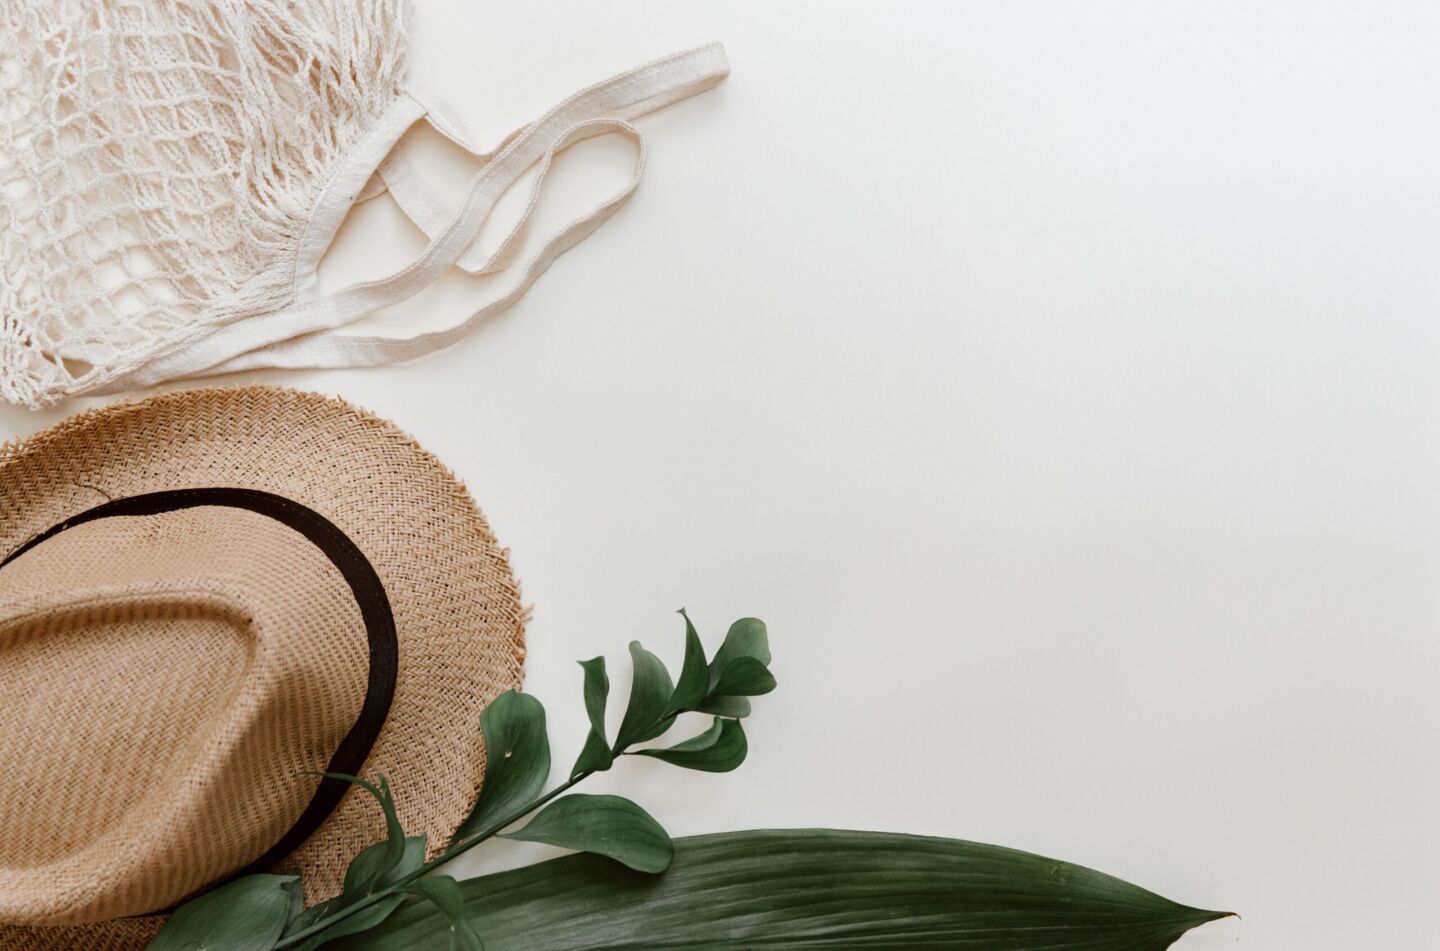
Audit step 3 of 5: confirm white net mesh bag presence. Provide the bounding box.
[0,2,727,408]
[0,0,409,407]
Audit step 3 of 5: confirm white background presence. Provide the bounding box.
[5,2,1438,946]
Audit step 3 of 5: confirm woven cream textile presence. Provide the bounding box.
[0,1,728,407]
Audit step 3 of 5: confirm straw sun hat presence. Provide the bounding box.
[0,386,527,949]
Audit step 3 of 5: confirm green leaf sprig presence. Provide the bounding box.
[147,610,1231,951]
[149,611,775,951]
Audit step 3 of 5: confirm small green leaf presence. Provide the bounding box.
[694,694,752,718]
[501,794,673,873]
[283,837,426,949]
[343,835,427,897]
[667,609,709,711]
[571,731,612,779]
[315,773,406,892]
[636,717,748,772]
[282,877,305,925]
[400,876,485,951]
[149,874,297,951]
[665,720,725,749]
[614,642,675,750]
[649,717,725,751]
[706,618,770,693]
[397,876,468,927]
[571,657,613,777]
[711,656,777,698]
[452,690,550,844]
[579,657,609,739]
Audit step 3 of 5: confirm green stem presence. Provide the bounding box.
[275,696,692,949]
[273,772,592,948]
[283,714,705,951]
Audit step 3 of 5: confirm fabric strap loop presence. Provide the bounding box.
[96,42,728,391]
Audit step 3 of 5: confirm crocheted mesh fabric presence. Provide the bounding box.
[0,0,409,407]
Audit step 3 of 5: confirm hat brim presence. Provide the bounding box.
[0,387,526,948]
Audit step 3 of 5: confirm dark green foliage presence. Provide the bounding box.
[151,611,1225,951]
[335,830,1231,950]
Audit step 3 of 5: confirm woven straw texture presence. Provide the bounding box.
[0,387,526,947]
[0,507,371,923]
[0,0,409,408]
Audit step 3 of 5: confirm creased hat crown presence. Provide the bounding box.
[0,504,373,924]
[0,387,526,948]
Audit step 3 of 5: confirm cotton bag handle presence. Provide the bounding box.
[99,43,728,390]
[374,83,611,278]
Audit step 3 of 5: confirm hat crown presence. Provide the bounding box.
[0,504,370,925]
[0,386,527,946]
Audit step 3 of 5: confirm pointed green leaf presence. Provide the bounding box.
[710,656,777,698]
[579,657,609,738]
[707,618,770,692]
[149,874,297,951]
[613,642,675,750]
[571,730,613,779]
[338,830,1232,951]
[316,773,405,891]
[400,876,485,951]
[571,657,613,777]
[343,835,427,898]
[283,837,425,949]
[636,717,748,772]
[452,690,550,844]
[694,694,752,718]
[282,877,305,925]
[656,716,726,752]
[500,793,673,873]
[667,609,709,711]
[398,876,465,921]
